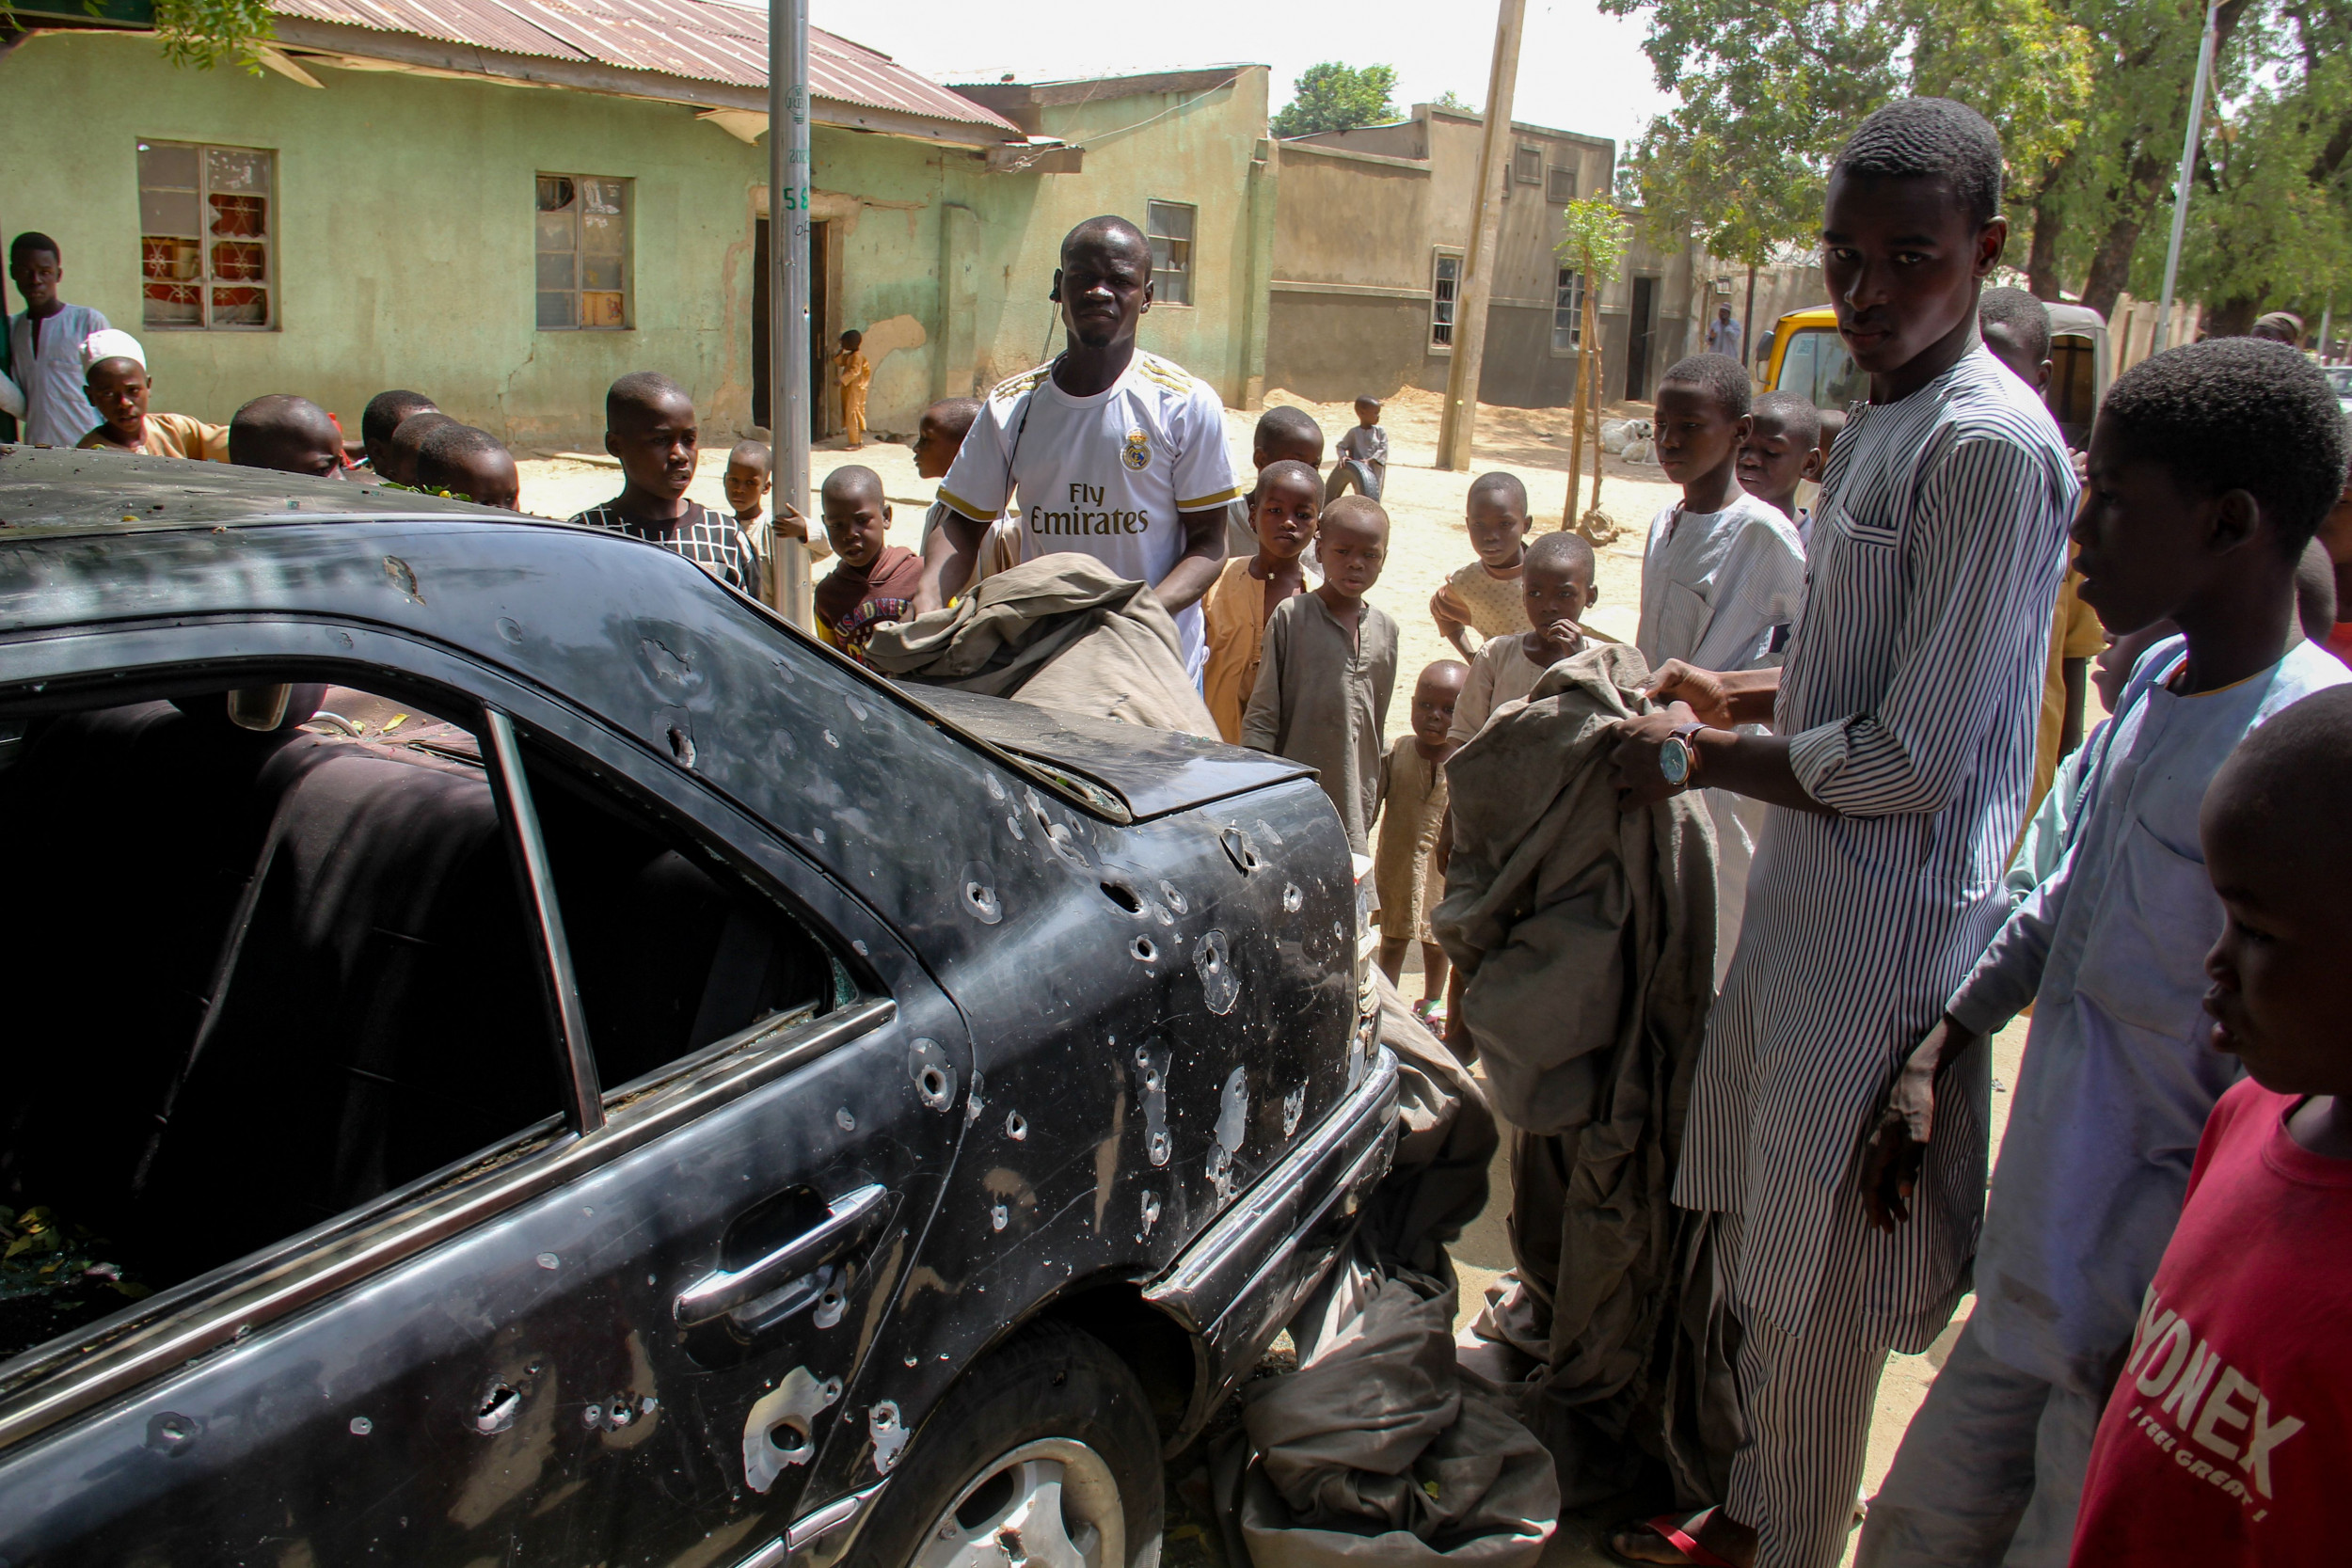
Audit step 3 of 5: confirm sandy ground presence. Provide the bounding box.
[515,389,2005,1568]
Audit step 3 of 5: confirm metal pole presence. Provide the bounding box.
[1435,0,1527,471]
[768,0,814,626]
[2153,0,2218,356]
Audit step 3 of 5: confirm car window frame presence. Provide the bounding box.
[0,617,901,1454]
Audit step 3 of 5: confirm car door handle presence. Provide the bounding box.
[674,1183,889,1326]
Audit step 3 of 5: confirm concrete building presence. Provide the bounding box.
[1263,103,1813,412]
[0,1,1274,448]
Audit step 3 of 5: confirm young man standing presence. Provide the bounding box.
[7,232,109,447]
[1706,302,1743,364]
[570,372,759,593]
[920,215,1239,679]
[1605,99,2077,1568]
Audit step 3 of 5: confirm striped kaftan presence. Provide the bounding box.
[1673,346,2076,1354]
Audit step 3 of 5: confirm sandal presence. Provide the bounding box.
[1604,1509,1740,1568]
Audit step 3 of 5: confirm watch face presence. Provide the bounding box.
[1661,736,1690,785]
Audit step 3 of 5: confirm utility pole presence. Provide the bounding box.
[2153,0,2218,356]
[767,0,814,626]
[1436,0,1527,471]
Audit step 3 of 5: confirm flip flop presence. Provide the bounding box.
[1603,1510,1740,1568]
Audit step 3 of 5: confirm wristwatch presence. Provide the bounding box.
[1658,721,1709,789]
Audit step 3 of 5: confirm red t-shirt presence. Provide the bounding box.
[2326,619,2352,670]
[2071,1079,2352,1566]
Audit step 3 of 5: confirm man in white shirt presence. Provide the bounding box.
[6,233,110,447]
[1706,303,1744,365]
[920,215,1241,677]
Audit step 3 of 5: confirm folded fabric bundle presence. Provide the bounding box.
[862,552,1217,736]
[1433,642,1739,1509]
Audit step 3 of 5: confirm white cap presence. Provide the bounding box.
[82,328,146,371]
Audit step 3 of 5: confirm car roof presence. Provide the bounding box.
[1772,302,2107,336]
[0,445,1306,826]
[0,443,504,534]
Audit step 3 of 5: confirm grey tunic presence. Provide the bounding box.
[1241,592,1400,854]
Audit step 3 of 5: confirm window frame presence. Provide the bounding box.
[0,625,895,1450]
[1551,267,1584,355]
[535,172,634,332]
[1429,247,1464,354]
[1513,144,1543,185]
[1144,198,1197,308]
[1547,165,1577,203]
[136,138,278,332]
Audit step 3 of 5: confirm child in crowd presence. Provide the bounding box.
[5,232,108,448]
[383,410,455,488]
[813,465,922,665]
[1736,389,1822,533]
[1981,285,2106,812]
[1243,497,1399,854]
[834,329,872,449]
[1449,530,1597,744]
[1376,658,1468,1025]
[913,398,1017,589]
[725,438,831,609]
[1431,472,1533,657]
[360,389,436,478]
[415,423,520,510]
[1225,404,1327,559]
[2065,685,2352,1567]
[1202,458,1320,742]
[1327,395,1388,501]
[570,372,760,592]
[228,394,351,479]
[1794,405,1846,522]
[1858,339,2350,1568]
[72,330,227,461]
[1638,352,1805,981]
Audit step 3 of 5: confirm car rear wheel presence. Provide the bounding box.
[852,1323,1163,1568]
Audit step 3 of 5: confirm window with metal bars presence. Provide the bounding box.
[1146,200,1196,307]
[536,175,631,331]
[138,141,274,330]
[1553,268,1584,353]
[1431,251,1462,350]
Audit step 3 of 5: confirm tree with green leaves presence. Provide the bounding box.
[1556,198,1633,538]
[1431,89,1475,114]
[151,0,277,69]
[1605,0,2351,330]
[1270,63,1400,138]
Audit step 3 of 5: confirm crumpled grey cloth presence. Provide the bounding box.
[1234,1278,1559,1568]
[862,552,1217,736]
[1359,974,1499,1320]
[1432,641,1739,1509]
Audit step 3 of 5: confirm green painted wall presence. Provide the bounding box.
[937,70,1273,407]
[0,33,1271,448]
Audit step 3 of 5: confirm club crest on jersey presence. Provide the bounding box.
[1120,428,1151,471]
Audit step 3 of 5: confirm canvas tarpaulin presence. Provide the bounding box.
[861,552,1217,736]
[1430,642,1740,1509]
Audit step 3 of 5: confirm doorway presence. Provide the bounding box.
[1625,276,1659,401]
[751,217,832,439]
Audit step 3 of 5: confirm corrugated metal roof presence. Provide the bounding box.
[268,0,1025,133]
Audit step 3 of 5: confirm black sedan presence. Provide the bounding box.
[0,447,1398,1568]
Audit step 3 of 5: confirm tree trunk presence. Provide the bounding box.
[2203,295,2259,338]
[1740,261,1757,380]
[1564,296,1586,528]
[2025,195,2067,301]
[1585,277,1604,520]
[2080,205,2149,321]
